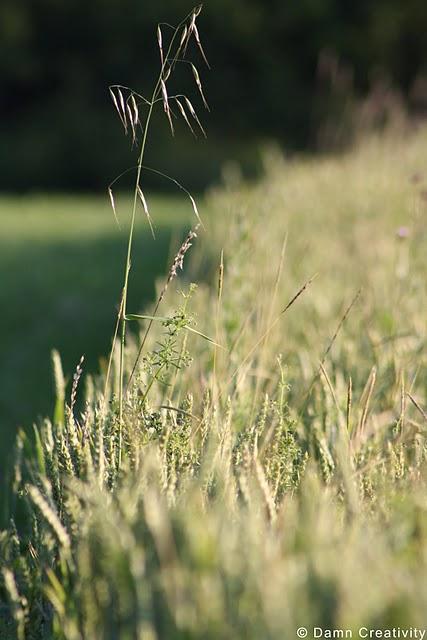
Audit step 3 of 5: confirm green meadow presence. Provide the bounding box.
[0,195,193,457]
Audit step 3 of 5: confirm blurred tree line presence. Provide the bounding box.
[1,0,426,191]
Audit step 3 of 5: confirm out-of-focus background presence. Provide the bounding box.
[1,0,427,470]
[2,0,427,190]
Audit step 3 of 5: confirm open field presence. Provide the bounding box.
[0,195,193,468]
[1,129,427,638]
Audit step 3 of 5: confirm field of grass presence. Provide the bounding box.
[0,194,193,458]
[1,129,427,639]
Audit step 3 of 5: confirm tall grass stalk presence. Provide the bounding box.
[104,6,209,445]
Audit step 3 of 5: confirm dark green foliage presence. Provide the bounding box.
[1,0,427,189]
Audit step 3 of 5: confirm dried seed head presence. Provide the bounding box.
[189,194,201,225]
[161,79,174,135]
[109,87,120,115]
[110,87,127,131]
[127,102,136,144]
[157,25,164,65]
[191,63,209,110]
[184,96,206,137]
[166,225,200,287]
[193,23,210,68]
[189,10,197,36]
[117,88,128,133]
[137,186,155,238]
[160,79,168,106]
[130,94,139,126]
[108,187,120,228]
[180,25,188,47]
[175,98,196,136]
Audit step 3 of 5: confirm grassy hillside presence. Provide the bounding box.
[1,129,427,638]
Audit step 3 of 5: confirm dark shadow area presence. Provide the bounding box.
[1,0,426,191]
[0,226,182,470]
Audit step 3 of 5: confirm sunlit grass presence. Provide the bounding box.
[1,129,427,638]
